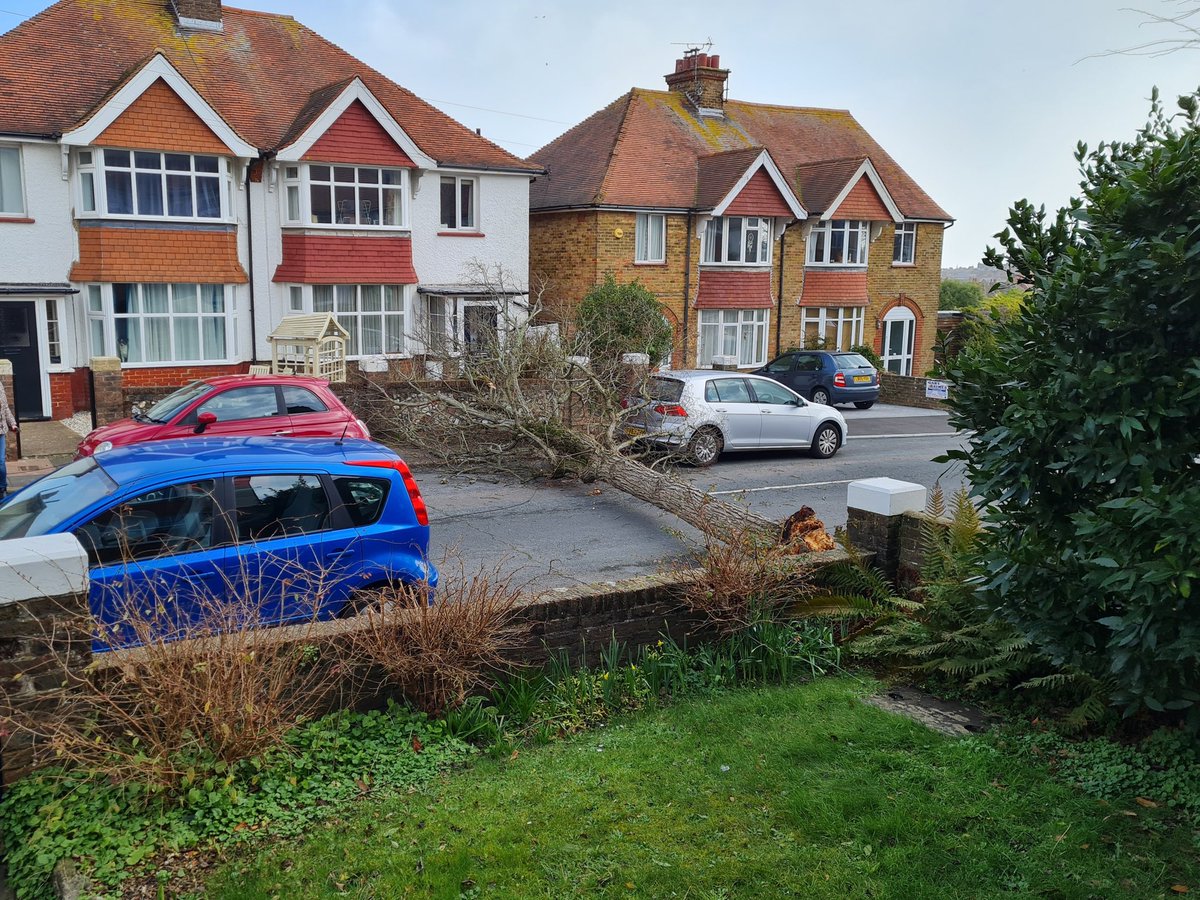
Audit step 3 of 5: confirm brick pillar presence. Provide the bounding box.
[90,356,124,426]
[0,535,91,785]
[846,478,926,584]
[0,359,15,464]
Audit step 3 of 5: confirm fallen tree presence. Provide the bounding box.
[350,265,830,550]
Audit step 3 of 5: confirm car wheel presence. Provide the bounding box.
[338,582,400,618]
[687,427,723,467]
[809,423,841,459]
[854,401,875,410]
[811,387,831,406]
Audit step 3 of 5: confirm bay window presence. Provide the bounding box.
[307,165,405,226]
[703,216,771,265]
[83,149,227,220]
[893,222,917,264]
[0,145,25,216]
[800,306,865,351]
[635,213,666,263]
[296,283,408,357]
[697,309,768,368]
[806,219,870,266]
[86,283,233,363]
[439,176,476,230]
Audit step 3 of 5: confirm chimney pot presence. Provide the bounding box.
[710,54,719,68]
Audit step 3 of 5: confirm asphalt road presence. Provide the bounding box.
[419,404,969,593]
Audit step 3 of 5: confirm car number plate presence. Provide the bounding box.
[853,375,871,383]
[624,426,645,437]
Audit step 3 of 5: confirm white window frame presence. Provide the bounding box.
[806,219,870,267]
[291,283,411,358]
[422,295,505,357]
[696,309,769,368]
[79,148,232,222]
[0,144,27,217]
[893,222,917,266]
[439,175,478,231]
[702,216,772,266]
[881,306,916,376]
[86,283,235,366]
[800,306,865,352]
[299,163,408,228]
[45,299,63,366]
[635,212,666,264]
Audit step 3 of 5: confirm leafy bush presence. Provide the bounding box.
[849,343,884,370]
[576,273,673,364]
[950,90,1200,723]
[938,279,983,310]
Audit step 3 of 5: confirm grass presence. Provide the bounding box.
[207,677,1199,898]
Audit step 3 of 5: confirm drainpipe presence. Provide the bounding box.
[245,158,259,365]
[775,225,786,356]
[681,211,694,366]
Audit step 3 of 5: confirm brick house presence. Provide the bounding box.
[528,52,952,379]
[0,0,540,420]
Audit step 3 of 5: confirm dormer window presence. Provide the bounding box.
[281,163,408,227]
[703,216,771,265]
[77,148,229,220]
[807,219,869,267]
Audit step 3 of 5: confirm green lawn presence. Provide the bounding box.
[208,678,1198,898]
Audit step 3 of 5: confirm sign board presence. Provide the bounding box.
[925,379,949,400]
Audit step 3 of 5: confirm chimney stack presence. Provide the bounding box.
[171,0,223,32]
[664,50,729,112]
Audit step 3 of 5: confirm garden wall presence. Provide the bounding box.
[879,373,951,411]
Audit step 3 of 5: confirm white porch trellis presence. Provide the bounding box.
[266,314,348,382]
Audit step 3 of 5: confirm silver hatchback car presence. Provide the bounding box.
[623,371,848,466]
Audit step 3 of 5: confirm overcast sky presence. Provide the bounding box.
[4,0,1199,265]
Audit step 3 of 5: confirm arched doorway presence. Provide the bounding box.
[881,305,915,375]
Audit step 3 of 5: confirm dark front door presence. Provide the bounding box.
[0,302,42,419]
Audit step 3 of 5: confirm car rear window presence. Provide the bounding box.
[831,353,873,369]
[333,476,391,526]
[646,377,684,403]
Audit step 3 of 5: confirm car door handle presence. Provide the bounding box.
[272,429,293,435]
[761,409,772,414]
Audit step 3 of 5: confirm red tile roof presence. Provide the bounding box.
[694,270,773,309]
[0,0,539,172]
[530,88,950,220]
[695,147,765,209]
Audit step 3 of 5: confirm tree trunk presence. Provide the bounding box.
[593,451,778,540]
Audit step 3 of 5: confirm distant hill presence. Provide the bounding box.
[942,265,1008,286]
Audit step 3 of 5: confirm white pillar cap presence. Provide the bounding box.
[847,478,927,517]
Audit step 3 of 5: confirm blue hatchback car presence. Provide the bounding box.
[753,350,880,408]
[0,437,435,648]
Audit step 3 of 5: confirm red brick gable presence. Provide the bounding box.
[302,101,415,168]
[725,169,794,217]
[97,79,228,155]
[828,176,891,221]
[694,270,773,309]
[799,271,868,307]
[273,235,417,284]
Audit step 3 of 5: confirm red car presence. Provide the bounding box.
[76,375,370,458]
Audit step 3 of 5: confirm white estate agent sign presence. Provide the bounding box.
[925,379,949,400]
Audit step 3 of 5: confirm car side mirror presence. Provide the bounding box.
[194,411,218,434]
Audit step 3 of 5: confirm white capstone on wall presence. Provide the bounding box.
[0,534,89,604]
[846,478,927,517]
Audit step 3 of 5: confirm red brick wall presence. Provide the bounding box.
[96,79,229,155]
[273,234,417,284]
[725,169,793,217]
[70,227,247,283]
[829,176,891,221]
[120,363,250,389]
[303,101,415,168]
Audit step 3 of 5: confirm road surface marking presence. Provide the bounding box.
[710,479,856,496]
[848,432,962,440]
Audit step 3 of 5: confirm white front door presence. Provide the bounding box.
[881,307,915,375]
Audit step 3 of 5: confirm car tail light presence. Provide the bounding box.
[833,373,846,388]
[620,398,630,409]
[349,458,429,526]
[653,403,688,417]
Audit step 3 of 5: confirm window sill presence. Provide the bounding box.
[46,365,75,374]
[77,215,234,226]
[290,223,411,232]
[634,260,667,267]
[437,231,485,238]
[0,216,34,224]
[804,263,869,270]
[699,262,773,270]
[115,361,237,369]
[891,262,916,268]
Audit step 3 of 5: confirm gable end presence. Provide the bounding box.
[725,168,795,217]
[303,100,415,168]
[96,79,229,156]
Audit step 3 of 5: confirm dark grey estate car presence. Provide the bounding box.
[753,350,880,408]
